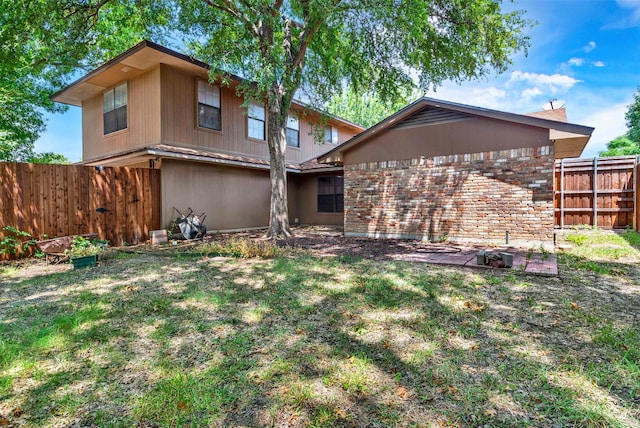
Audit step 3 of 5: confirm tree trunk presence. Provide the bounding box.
[264,96,293,239]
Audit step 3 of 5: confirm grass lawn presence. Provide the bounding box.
[0,230,639,427]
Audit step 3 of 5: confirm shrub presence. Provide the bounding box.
[0,226,37,258]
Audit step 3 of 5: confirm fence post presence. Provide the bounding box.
[560,159,565,229]
[593,157,598,229]
[633,156,640,232]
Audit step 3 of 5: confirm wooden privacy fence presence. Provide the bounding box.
[554,156,638,230]
[0,163,161,252]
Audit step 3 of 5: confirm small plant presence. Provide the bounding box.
[67,236,102,258]
[0,226,37,257]
[539,244,550,261]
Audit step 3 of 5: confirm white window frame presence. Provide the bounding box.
[247,102,266,140]
[286,114,300,148]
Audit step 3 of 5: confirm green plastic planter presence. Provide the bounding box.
[71,254,97,269]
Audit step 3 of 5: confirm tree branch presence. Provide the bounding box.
[203,0,260,37]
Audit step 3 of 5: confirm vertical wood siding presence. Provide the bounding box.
[82,67,162,160]
[159,64,358,164]
[554,156,638,230]
[0,163,161,258]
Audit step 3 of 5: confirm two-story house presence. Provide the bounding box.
[54,41,595,247]
[52,40,364,232]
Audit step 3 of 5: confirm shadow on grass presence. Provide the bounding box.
[0,250,639,427]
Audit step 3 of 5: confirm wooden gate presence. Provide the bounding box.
[0,163,161,252]
[554,156,638,230]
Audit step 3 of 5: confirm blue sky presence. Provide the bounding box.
[36,0,640,162]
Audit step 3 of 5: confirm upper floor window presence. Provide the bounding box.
[247,102,265,140]
[197,80,221,131]
[318,175,344,213]
[325,126,339,144]
[103,83,127,135]
[286,115,300,148]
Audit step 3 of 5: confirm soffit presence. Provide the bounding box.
[53,45,209,107]
[391,106,473,130]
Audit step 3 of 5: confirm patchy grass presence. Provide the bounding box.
[558,229,640,277]
[563,229,640,261]
[0,232,639,427]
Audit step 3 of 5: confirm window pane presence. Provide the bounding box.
[324,126,332,143]
[115,105,127,131]
[248,117,265,140]
[114,83,127,108]
[332,127,339,144]
[198,103,221,130]
[198,81,220,108]
[104,106,127,135]
[248,103,265,120]
[318,176,334,194]
[104,109,117,134]
[317,195,335,213]
[209,85,220,108]
[335,194,344,212]
[287,115,299,130]
[286,128,299,147]
[197,80,207,104]
[335,176,344,193]
[103,89,114,113]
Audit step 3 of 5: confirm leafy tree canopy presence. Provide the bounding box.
[599,136,640,157]
[600,87,640,157]
[29,152,70,164]
[327,88,418,128]
[625,87,640,143]
[0,0,170,162]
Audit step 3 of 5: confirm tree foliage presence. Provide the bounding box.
[600,87,640,157]
[0,0,169,161]
[599,136,640,157]
[29,152,70,164]
[624,87,640,144]
[328,89,418,128]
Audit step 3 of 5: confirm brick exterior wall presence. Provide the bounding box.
[344,145,555,246]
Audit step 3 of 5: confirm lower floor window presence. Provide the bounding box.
[318,176,344,213]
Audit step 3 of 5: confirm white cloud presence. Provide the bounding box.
[568,57,584,66]
[592,61,606,67]
[427,85,507,110]
[617,0,640,26]
[521,87,542,99]
[508,71,581,94]
[579,102,629,157]
[583,41,596,52]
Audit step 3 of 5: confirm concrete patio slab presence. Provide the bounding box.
[392,247,558,275]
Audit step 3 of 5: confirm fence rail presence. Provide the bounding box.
[0,163,160,258]
[554,156,638,230]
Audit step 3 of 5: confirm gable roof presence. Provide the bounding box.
[51,40,363,132]
[525,107,568,122]
[318,97,595,163]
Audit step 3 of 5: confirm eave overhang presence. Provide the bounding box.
[51,40,364,134]
[78,143,345,174]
